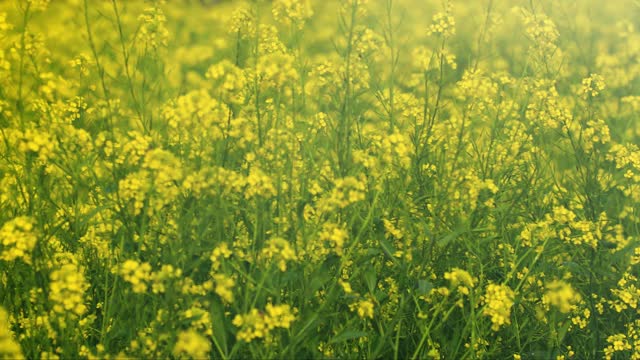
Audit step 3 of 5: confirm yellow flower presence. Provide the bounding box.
[233,309,269,343]
[210,243,233,271]
[265,303,296,329]
[233,304,296,342]
[318,222,349,256]
[151,265,183,294]
[350,299,374,319]
[119,260,153,293]
[445,268,476,296]
[206,60,247,104]
[49,262,89,317]
[428,6,456,38]
[0,217,37,264]
[17,129,58,162]
[173,329,211,359]
[0,307,23,359]
[482,283,515,331]
[581,73,606,98]
[245,168,277,199]
[542,280,583,314]
[339,280,353,294]
[182,307,214,337]
[137,7,169,50]
[260,237,298,271]
[316,176,366,213]
[444,268,475,288]
[213,274,235,303]
[272,0,313,29]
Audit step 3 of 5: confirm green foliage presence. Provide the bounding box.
[0,0,639,359]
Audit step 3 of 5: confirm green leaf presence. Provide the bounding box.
[294,312,319,340]
[307,269,332,296]
[210,300,228,356]
[363,269,377,293]
[417,280,433,296]
[437,229,466,247]
[560,261,587,276]
[557,320,571,343]
[328,330,369,344]
[379,237,398,262]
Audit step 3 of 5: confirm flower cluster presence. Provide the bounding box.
[0,0,639,358]
[272,0,313,29]
[49,261,89,317]
[232,304,296,342]
[0,217,37,264]
[118,260,153,294]
[173,329,211,359]
[0,307,22,359]
[483,283,515,331]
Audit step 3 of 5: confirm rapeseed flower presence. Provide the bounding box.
[0,307,22,359]
[0,217,37,264]
[483,283,515,331]
[173,329,211,359]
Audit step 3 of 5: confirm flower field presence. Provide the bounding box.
[1,0,640,358]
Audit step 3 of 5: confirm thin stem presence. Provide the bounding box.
[111,0,145,131]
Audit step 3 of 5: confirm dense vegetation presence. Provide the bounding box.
[1,0,640,358]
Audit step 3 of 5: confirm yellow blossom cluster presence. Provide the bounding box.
[609,272,640,313]
[0,0,640,358]
[316,176,366,213]
[172,329,210,359]
[581,73,606,98]
[272,0,313,29]
[428,5,456,38]
[0,307,23,359]
[482,283,515,331]
[212,274,235,303]
[232,304,296,342]
[444,268,475,295]
[542,280,583,314]
[0,217,37,264]
[15,128,58,162]
[317,222,349,257]
[118,260,153,294]
[151,264,183,294]
[260,237,297,272]
[49,260,89,318]
[137,7,169,50]
[349,298,375,319]
[206,60,247,104]
[603,320,640,360]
